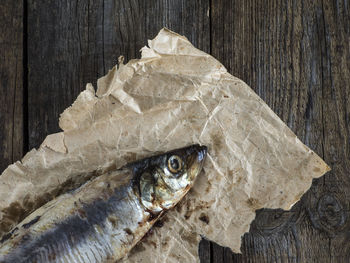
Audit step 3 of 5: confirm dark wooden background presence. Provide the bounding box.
[1,0,349,262]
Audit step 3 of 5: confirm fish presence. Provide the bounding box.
[0,144,207,263]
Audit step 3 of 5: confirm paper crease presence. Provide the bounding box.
[0,28,330,261]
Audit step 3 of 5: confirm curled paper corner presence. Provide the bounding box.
[142,27,212,59]
[118,55,125,65]
[59,83,98,132]
[96,66,118,97]
[40,132,67,154]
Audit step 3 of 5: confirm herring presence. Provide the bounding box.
[0,144,207,263]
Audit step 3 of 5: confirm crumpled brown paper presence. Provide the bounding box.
[0,28,329,262]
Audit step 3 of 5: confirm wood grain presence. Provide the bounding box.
[0,0,349,262]
[211,0,350,262]
[27,0,210,149]
[27,0,211,259]
[0,1,23,173]
[27,0,104,149]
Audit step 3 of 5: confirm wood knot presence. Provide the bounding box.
[251,208,296,235]
[311,194,347,236]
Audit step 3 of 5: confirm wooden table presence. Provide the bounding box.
[1,1,349,262]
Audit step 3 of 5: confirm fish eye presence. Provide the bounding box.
[167,155,183,173]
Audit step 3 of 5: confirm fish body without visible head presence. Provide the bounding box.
[0,145,207,263]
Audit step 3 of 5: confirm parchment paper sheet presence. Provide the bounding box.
[0,29,329,262]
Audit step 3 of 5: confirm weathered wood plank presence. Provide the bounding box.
[199,239,211,263]
[27,0,212,260]
[102,0,211,68]
[320,0,350,262]
[5,0,347,262]
[27,0,210,147]
[27,0,104,149]
[211,0,349,262]
[0,1,23,173]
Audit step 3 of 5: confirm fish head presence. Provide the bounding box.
[137,144,207,213]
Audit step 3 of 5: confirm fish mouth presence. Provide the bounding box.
[196,145,207,162]
[183,144,207,181]
[187,144,207,163]
[196,145,207,172]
